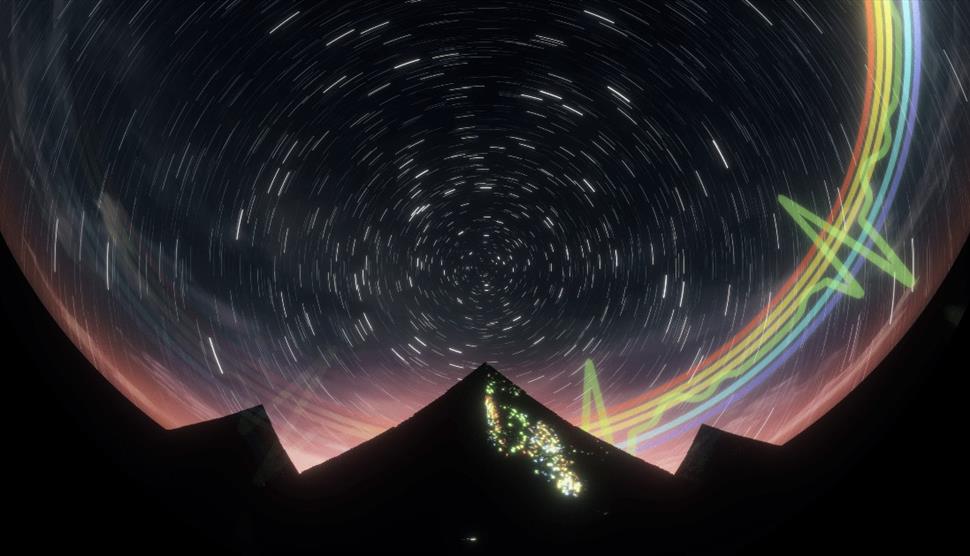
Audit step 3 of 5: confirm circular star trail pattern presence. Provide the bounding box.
[2,1,968,471]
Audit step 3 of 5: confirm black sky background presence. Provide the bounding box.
[6,1,968,471]
[2,0,968,551]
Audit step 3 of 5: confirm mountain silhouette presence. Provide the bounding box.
[676,423,783,482]
[125,362,694,551]
[6,237,966,553]
[277,362,683,551]
[141,350,957,552]
[165,405,298,486]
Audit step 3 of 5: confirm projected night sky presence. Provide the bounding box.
[1,0,968,471]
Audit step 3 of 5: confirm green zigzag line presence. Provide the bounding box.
[581,6,916,440]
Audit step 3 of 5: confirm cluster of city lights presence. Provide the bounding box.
[483,378,583,496]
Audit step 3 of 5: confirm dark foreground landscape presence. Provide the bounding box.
[4,240,967,553]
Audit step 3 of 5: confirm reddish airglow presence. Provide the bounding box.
[2,181,968,474]
[1,0,968,477]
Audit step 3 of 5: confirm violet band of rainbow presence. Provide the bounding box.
[580,0,922,451]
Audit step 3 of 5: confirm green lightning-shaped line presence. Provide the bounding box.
[581,196,916,443]
[581,358,614,444]
[776,193,915,299]
[580,0,920,448]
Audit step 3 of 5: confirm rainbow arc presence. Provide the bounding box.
[580,0,922,453]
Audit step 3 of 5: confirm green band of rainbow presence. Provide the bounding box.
[581,0,922,452]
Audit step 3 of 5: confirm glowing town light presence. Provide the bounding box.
[483,377,582,496]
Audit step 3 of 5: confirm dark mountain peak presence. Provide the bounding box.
[676,424,783,482]
[301,361,673,496]
[393,361,523,424]
[287,362,680,547]
[467,361,500,380]
[159,363,679,548]
[432,361,514,398]
[167,404,297,486]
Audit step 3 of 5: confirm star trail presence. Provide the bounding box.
[1,1,968,472]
